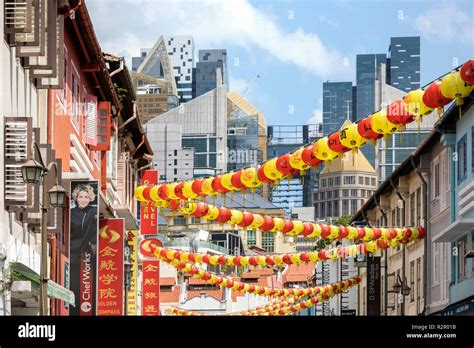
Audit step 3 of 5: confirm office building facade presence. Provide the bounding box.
[195,49,228,98]
[322,82,354,136]
[388,36,420,92]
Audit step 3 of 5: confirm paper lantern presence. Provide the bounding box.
[260,216,275,231]
[460,59,474,85]
[422,81,452,109]
[301,145,322,167]
[308,224,322,238]
[215,207,232,223]
[193,202,209,218]
[249,214,264,230]
[203,204,219,220]
[289,148,309,170]
[276,154,293,175]
[263,158,285,181]
[157,184,169,200]
[338,226,349,240]
[387,100,416,125]
[231,170,247,191]
[221,172,237,191]
[168,200,181,211]
[340,123,367,149]
[191,179,204,196]
[301,222,314,236]
[404,89,434,118]
[272,217,285,232]
[149,185,161,202]
[440,70,473,105]
[134,186,146,201]
[212,175,229,194]
[201,177,217,196]
[182,181,198,199]
[179,201,197,215]
[237,212,254,227]
[240,168,262,189]
[258,165,274,183]
[290,220,305,236]
[328,131,350,153]
[357,116,383,141]
[313,137,339,161]
[141,186,152,202]
[166,182,179,200]
[173,182,186,200]
[229,210,244,225]
[281,219,294,234]
[371,109,399,135]
[320,224,331,238]
[417,227,427,239]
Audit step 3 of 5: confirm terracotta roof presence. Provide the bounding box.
[285,274,310,282]
[159,285,181,303]
[188,289,223,301]
[188,278,214,286]
[282,263,315,284]
[160,277,176,286]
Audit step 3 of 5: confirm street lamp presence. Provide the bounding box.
[392,274,411,316]
[21,142,67,316]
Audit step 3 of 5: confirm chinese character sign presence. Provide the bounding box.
[97,219,124,316]
[140,170,158,235]
[142,260,160,316]
[126,230,138,315]
[69,180,99,316]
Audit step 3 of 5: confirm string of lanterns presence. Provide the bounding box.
[154,226,425,268]
[135,59,474,204]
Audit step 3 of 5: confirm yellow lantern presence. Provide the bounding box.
[272,217,285,232]
[166,249,176,261]
[204,204,219,221]
[440,70,474,105]
[230,210,244,225]
[403,89,434,118]
[363,228,374,241]
[240,167,262,188]
[182,181,198,199]
[289,220,304,236]
[371,109,399,135]
[273,255,283,266]
[313,137,339,161]
[167,182,179,200]
[134,186,146,201]
[221,279,228,288]
[249,214,264,230]
[410,227,419,239]
[346,226,358,240]
[149,185,160,201]
[308,224,321,238]
[195,255,204,265]
[380,228,390,240]
[328,225,339,240]
[240,257,250,267]
[153,199,168,209]
[263,158,285,181]
[308,252,320,263]
[257,255,267,267]
[366,241,378,254]
[289,148,309,170]
[221,172,236,191]
[201,177,216,196]
[290,254,302,265]
[339,123,367,149]
[209,255,219,266]
[179,201,197,215]
[180,252,190,263]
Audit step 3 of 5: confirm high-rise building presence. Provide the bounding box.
[164,35,195,103]
[267,124,322,213]
[388,36,420,92]
[195,49,228,98]
[322,82,354,136]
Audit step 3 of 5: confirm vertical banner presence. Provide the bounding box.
[97,219,124,316]
[69,180,99,316]
[142,260,160,316]
[140,170,158,235]
[126,230,138,315]
[367,256,381,316]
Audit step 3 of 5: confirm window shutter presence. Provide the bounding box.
[83,93,98,146]
[90,101,111,151]
[117,152,129,205]
[4,117,32,207]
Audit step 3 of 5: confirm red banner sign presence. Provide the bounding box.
[142,260,160,316]
[97,219,124,316]
[140,170,158,235]
[139,238,163,258]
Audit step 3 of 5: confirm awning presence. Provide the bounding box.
[442,296,474,316]
[12,263,75,306]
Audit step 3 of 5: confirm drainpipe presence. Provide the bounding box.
[410,157,428,316]
[374,195,388,315]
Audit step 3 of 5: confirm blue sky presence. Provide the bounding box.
[88,0,473,126]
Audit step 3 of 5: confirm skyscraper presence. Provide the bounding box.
[195,49,228,98]
[322,82,354,136]
[388,36,420,92]
[164,35,195,103]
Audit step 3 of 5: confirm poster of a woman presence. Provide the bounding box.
[69,181,98,316]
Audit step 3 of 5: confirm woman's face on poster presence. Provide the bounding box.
[77,190,92,209]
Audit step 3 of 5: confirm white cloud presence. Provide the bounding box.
[307,107,322,124]
[415,2,473,44]
[319,15,338,28]
[228,75,249,95]
[87,0,345,78]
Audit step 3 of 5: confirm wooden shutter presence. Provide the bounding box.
[117,152,129,205]
[90,101,111,151]
[83,93,98,146]
[4,117,32,207]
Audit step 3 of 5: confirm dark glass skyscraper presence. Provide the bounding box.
[388,36,420,92]
[322,82,354,136]
[195,49,228,97]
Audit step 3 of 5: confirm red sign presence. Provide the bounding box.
[142,260,160,316]
[97,219,124,316]
[139,238,163,258]
[140,170,158,235]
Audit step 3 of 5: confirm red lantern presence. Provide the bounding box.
[174,182,186,200]
[387,100,415,125]
[357,228,366,239]
[227,279,234,288]
[248,285,256,293]
[142,186,152,202]
[202,255,210,264]
[215,277,223,285]
[276,154,293,175]
[231,170,247,190]
[318,250,328,260]
[328,131,350,153]
[193,202,209,218]
[460,59,474,85]
[372,228,382,240]
[338,226,348,240]
[281,219,294,234]
[188,253,196,263]
[260,216,275,231]
[237,283,245,291]
[301,222,314,236]
[238,212,254,227]
[233,256,242,267]
[212,175,229,194]
[168,200,180,211]
[377,240,388,249]
[282,254,292,265]
[311,297,318,305]
[320,224,331,238]
[357,117,383,140]
[265,256,275,266]
[218,256,226,265]
[258,165,274,183]
[202,272,211,280]
[157,184,169,200]
[300,253,310,262]
[402,228,412,239]
[191,179,204,196]
[301,145,322,167]
[422,81,452,108]
[417,227,427,239]
[215,207,232,223]
[388,228,397,240]
[248,257,258,266]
